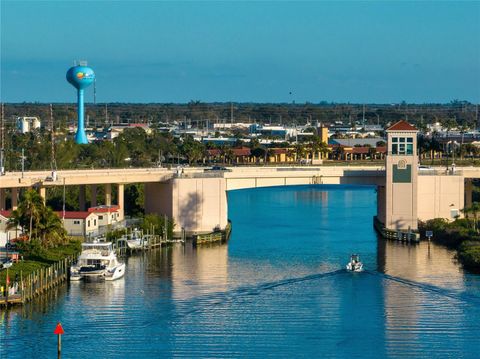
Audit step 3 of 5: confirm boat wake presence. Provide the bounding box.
[169,269,346,319]
[365,270,480,305]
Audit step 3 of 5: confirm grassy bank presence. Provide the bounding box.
[419,218,480,272]
[0,239,81,287]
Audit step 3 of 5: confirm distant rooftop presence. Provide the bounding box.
[387,120,417,132]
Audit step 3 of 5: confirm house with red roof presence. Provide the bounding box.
[88,205,122,227]
[56,211,99,238]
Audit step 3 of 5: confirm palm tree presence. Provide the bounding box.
[308,135,323,161]
[38,208,66,247]
[462,202,480,232]
[294,143,306,163]
[458,122,471,160]
[8,189,67,247]
[319,141,329,160]
[21,189,44,240]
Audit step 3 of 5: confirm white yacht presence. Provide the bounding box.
[70,242,126,281]
[346,254,364,272]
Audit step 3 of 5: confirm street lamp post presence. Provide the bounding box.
[446,140,458,174]
[21,148,26,178]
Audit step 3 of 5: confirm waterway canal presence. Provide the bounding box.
[1,185,480,358]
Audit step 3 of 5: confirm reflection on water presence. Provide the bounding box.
[171,243,228,300]
[1,185,479,358]
[378,239,465,289]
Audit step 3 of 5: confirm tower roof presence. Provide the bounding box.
[386,120,417,132]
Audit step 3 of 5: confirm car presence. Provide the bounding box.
[5,242,17,251]
[206,166,232,172]
[0,258,13,270]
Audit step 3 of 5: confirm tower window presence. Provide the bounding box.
[391,137,413,155]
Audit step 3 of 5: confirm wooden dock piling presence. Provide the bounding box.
[0,256,75,307]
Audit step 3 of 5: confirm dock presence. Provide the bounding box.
[194,221,232,245]
[0,257,73,307]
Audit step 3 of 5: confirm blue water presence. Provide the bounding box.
[1,185,480,358]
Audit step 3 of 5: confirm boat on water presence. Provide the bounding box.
[124,228,147,250]
[70,242,125,281]
[346,254,363,272]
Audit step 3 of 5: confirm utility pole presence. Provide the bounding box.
[50,104,57,171]
[362,104,366,130]
[105,104,108,126]
[21,148,25,178]
[476,103,479,132]
[0,103,4,175]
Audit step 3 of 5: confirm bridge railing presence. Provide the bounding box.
[418,168,463,176]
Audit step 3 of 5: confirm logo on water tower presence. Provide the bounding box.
[75,71,93,80]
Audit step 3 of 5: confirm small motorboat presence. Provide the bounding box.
[124,228,147,250]
[346,254,363,272]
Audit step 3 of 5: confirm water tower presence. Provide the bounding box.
[66,62,95,144]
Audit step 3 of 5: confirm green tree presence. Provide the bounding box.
[462,202,480,233]
[181,135,205,165]
[141,214,175,239]
[9,189,66,247]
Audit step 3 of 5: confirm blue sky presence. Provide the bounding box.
[1,1,479,103]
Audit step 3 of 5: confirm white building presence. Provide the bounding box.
[0,210,21,246]
[16,117,41,133]
[57,211,99,238]
[88,205,123,227]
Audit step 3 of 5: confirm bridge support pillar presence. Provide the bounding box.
[105,184,112,206]
[11,188,18,210]
[145,177,227,236]
[79,185,86,211]
[39,187,46,204]
[117,184,124,220]
[0,189,6,210]
[90,184,97,208]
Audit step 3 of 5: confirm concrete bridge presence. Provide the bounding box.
[0,153,477,237]
[0,165,384,235]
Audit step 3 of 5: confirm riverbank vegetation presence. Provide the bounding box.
[0,239,81,287]
[1,189,81,287]
[419,209,480,272]
[141,214,175,239]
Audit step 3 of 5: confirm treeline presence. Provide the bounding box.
[1,126,330,172]
[2,101,478,128]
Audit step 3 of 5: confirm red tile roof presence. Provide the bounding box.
[232,147,251,156]
[387,120,417,131]
[344,147,371,154]
[207,147,251,157]
[55,211,94,219]
[207,149,222,156]
[0,210,12,218]
[271,148,287,155]
[88,205,119,213]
